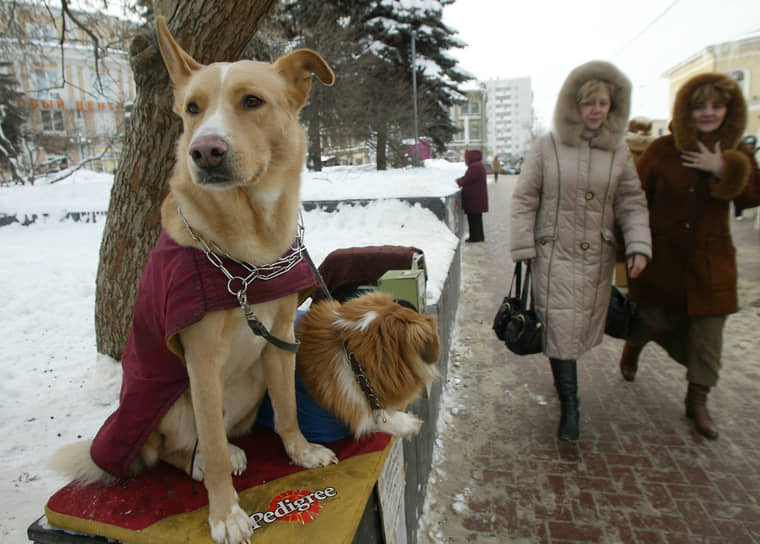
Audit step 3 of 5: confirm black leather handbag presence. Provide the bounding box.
[493,262,524,341]
[493,262,543,355]
[605,286,636,339]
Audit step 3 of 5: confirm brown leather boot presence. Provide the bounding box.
[619,342,642,382]
[685,383,719,440]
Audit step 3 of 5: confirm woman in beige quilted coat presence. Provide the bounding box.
[510,60,652,441]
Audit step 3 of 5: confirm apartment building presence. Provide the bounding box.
[482,76,533,164]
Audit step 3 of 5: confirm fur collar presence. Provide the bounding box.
[671,72,747,152]
[553,60,631,151]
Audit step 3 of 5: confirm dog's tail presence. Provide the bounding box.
[49,441,115,486]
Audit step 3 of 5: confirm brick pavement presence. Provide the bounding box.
[418,179,760,544]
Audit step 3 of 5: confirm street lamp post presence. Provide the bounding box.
[411,30,419,165]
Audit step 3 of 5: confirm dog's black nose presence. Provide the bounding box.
[189,136,227,168]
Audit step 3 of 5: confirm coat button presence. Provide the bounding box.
[684,222,691,229]
[581,242,590,250]
[688,186,695,193]
[541,239,547,245]
[585,191,594,200]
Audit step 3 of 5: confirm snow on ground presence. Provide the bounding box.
[0,159,466,541]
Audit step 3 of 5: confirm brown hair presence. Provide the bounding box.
[576,79,614,107]
[689,77,736,109]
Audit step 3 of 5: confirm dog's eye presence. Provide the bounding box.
[243,95,264,109]
[186,102,200,115]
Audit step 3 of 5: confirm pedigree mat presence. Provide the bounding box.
[44,426,392,543]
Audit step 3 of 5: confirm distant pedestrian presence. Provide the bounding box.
[456,149,488,243]
[510,60,651,441]
[492,155,501,183]
[624,116,655,163]
[620,73,760,440]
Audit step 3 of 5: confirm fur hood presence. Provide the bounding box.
[465,149,482,165]
[671,72,747,152]
[553,60,631,151]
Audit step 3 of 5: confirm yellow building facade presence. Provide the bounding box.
[1,3,136,176]
[664,35,760,140]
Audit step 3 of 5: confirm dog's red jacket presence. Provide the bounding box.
[91,231,318,478]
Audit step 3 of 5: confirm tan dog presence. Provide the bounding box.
[51,16,336,544]
[296,292,440,437]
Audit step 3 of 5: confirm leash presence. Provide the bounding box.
[179,207,301,352]
[301,236,387,417]
[345,342,384,411]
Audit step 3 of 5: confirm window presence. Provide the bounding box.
[470,102,479,114]
[460,103,468,114]
[27,23,56,41]
[90,69,117,99]
[730,69,749,98]
[41,110,64,132]
[35,69,60,95]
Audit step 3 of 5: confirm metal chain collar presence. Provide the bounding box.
[178,206,305,306]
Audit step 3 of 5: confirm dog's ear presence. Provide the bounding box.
[407,317,440,365]
[275,49,335,110]
[155,15,204,88]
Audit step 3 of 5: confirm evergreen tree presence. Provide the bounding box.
[247,0,367,171]
[0,62,25,183]
[354,0,470,168]
[249,0,469,171]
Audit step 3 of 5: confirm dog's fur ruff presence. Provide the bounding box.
[296,292,440,438]
[50,16,336,544]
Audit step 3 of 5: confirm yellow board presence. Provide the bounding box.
[45,442,394,543]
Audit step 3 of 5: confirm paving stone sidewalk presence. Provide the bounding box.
[418,179,760,544]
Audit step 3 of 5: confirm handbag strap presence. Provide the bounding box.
[522,263,536,310]
[508,261,523,298]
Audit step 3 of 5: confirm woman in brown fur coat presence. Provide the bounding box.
[619,73,760,439]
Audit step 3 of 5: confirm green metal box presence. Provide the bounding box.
[377,269,426,312]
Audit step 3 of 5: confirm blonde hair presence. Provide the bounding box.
[689,77,735,109]
[576,79,614,107]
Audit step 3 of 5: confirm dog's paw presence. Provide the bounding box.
[229,444,247,476]
[209,504,253,544]
[291,443,339,468]
[377,410,423,438]
[191,444,248,480]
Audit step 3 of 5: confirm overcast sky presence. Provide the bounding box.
[442,0,760,128]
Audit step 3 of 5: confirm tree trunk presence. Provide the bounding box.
[376,123,387,171]
[94,1,275,360]
[306,102,323,172]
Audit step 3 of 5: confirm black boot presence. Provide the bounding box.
[550,359,580,441]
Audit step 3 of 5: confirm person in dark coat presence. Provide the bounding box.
[456,149,489,242]
[619,73,760,440]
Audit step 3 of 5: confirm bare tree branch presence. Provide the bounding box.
[48,144,113,184]
[60,0,105,94]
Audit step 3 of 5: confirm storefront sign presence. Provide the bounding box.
[16,97,125,112]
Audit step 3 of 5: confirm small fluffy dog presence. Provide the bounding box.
[296,292,440,437]
[51,16,336,544]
